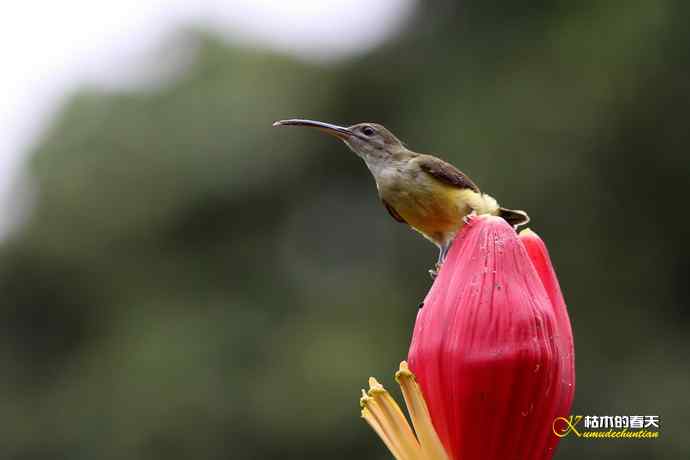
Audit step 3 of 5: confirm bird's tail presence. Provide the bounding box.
[498,208,530,228]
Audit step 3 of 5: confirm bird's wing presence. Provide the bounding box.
[381,198,407,224]
[416,155,480,192]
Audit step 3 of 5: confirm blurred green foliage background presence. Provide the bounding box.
[1,1,689,459]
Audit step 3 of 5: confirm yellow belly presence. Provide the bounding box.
[384,183,474,245]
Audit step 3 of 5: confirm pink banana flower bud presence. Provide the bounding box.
[361,216,575,460]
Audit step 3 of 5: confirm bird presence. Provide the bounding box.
[272,119,529,278]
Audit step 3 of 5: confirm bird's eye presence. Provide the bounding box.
[362,126,375,136]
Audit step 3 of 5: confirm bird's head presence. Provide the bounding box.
[273,119,406,165]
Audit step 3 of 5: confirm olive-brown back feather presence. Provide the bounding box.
[416,155,480,192]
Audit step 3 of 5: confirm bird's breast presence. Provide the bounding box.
[377,173,474,244]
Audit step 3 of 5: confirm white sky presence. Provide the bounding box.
[0,0,415,238]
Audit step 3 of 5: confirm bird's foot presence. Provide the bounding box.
[428,262,442,280]
[463,210,478,225]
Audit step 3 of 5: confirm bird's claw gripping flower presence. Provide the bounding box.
[362,216,575,460]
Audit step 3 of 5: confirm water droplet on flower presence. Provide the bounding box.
[534,364,540,373]
[495,284,501,290]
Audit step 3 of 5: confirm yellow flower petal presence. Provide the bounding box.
[359,365,450,460]
[396,362,449,460]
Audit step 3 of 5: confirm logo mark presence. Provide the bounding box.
[553,415,583,438]
[553,414,660,439]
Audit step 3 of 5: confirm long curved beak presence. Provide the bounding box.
[272,119,353,140]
